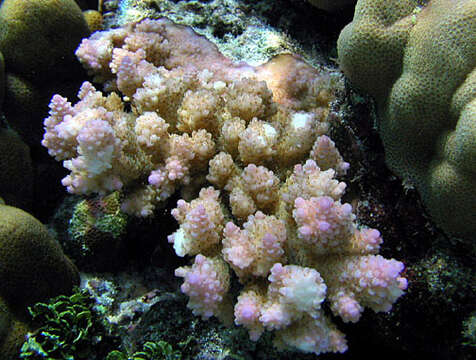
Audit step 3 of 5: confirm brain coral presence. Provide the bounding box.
[0,0,89,81]
[0,0,90,144]
[0,204,79,314]
[337,0,476,240]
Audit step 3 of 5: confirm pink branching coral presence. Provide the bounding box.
[170,159,407,354]
[175,254,231,322]
[42,18,407,355]
[167,187,224,257]
[43,18,343,216]
[222,211,287,280]
[293,196,355,252]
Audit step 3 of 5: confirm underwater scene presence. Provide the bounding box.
[0,0,474,359]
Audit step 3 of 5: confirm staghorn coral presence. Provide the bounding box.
[337,0,476,240]
[42,18,406,355]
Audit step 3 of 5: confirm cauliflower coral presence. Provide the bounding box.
[42,18,407,355]
[171,167,407,354]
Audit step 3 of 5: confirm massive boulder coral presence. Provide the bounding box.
[0,296,31,360]
[42,18,407,355]
[0,0,90,144]
[337,0,476,240]
[0,204,79,313]
[0,0,88,81]
[0,203,79,359]
[0,127,33,210]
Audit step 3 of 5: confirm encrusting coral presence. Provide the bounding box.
[83,9,104,33]
[42,18,407,355]
[337,0,476,241]
[72,192,127,270]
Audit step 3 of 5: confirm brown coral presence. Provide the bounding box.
[0,128,33,210]
[0,0,90,144]
[0,204,79,313]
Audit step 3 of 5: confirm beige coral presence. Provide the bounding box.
[337,0,476,240]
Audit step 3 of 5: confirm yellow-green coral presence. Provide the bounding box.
[0,0,89,81]
[0,204,79,357]
[70,192,127,241]
[337,0,476,240]
[66,192,128,271]
[0,204,79,314]
[83,9,104,33]
[0,0,90,144]
[0,297,31,360]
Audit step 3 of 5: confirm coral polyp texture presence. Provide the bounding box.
[42,18,407,355]
[42,17,342,216]
[172,169,407,354]
[337,0,476,240]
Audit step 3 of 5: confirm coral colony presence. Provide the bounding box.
[42,18,407,355]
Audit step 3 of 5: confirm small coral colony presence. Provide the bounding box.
[42,18,406,355]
